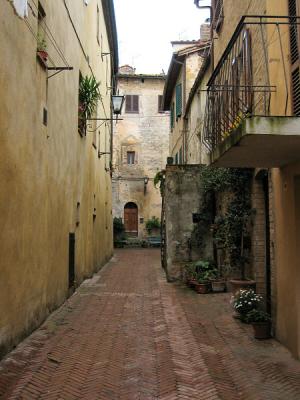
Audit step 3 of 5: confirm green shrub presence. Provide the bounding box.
[145,216,161,234]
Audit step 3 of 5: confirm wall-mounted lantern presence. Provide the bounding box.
[144,176,149,195]
[112,95,125,115]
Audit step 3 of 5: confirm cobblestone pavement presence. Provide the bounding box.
[1,249,300,400]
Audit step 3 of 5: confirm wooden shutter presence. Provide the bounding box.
[175,84,182,118]
[125,95,139,113]
[158,95,164,112]
[170,102,175,129]
[132,95,139,112]
[289,0,300,116]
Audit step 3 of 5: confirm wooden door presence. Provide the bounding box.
[124,203,138,235]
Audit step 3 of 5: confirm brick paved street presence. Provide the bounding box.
[1,248,300,399]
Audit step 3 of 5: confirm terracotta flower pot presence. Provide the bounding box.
[252,322,271,339]
[211,280,226,293]
[188,279,197,288]
[194,282,211,294]
[37,50,48,62]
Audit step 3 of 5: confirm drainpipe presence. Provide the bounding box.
[194,1,214,69]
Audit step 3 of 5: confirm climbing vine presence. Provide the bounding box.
[198,166,253,276]
[154,170,166,196]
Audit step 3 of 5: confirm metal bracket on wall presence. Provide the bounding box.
[47,66,74,79]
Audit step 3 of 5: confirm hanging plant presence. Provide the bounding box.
[79,75,101,119]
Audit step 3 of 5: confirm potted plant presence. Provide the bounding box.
[245,309,271,339]
[211,272,226,292]
[145,216,161,235]
[194,270,213,294]
[184,262,198,287]
[231,289,263,321]
[78,75,101,135]
[37,33,48,62]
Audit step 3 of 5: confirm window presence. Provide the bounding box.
[158,95,164,113]
[175,153,178,164]
[97,5,100,45]
[170,102,175,129]
[125,95,139,113]
[175,84,182,118]
[127,151,135,164]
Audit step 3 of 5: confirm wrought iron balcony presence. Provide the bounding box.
[202,16,300,166]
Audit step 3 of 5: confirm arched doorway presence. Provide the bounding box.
[124,202,138,236]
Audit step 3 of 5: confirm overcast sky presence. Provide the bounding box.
[114,0,210,74]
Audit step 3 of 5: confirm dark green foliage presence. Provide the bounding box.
[79,75,101,119]
[198,166,253,276]
[145,216,161,234]
[113,217,126,241]
[245,309,271,323]
[154,170,165,196]
[184,259,217,283]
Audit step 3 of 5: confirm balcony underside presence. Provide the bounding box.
[210,117,300,168]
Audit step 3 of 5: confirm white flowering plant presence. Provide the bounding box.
[231,289,263,316]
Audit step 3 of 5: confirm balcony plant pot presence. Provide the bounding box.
[37,50,48,62]
[229,279,256,295]
[211,279,226,293]
[194,282,211,294]
[252,322,271,339]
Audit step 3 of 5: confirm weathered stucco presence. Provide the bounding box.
[164,165,213,281]
[112,74,169,238]
[0,0,115,357]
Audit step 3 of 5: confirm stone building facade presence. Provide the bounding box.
[0,0,117,357]
[112,67,169,239]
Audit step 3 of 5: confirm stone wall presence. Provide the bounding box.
[164,165,213,281]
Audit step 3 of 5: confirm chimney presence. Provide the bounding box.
[200,23,211,41]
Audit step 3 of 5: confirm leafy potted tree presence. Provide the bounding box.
[245,309,271,339]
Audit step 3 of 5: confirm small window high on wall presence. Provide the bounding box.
[125,95,139,113]
[127,151,135,165]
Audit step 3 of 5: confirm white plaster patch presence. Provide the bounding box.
[10,0,28,18]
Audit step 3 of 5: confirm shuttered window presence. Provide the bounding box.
[170,102,175,129]
[158,95,164,113]
[289,0,300,116]
[125,95,139,113]
[175,84,182,118]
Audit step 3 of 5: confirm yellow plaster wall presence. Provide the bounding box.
[267,0,300,359]
[0,0,113,356]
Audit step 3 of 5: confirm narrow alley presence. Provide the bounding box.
[1,249,300,400]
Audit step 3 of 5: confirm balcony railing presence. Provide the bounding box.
[203,16,300,152]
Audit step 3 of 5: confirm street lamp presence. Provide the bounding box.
[144,176,149,195]
[112,95,125,115]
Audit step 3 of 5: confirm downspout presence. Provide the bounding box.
[194,1,214,69]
